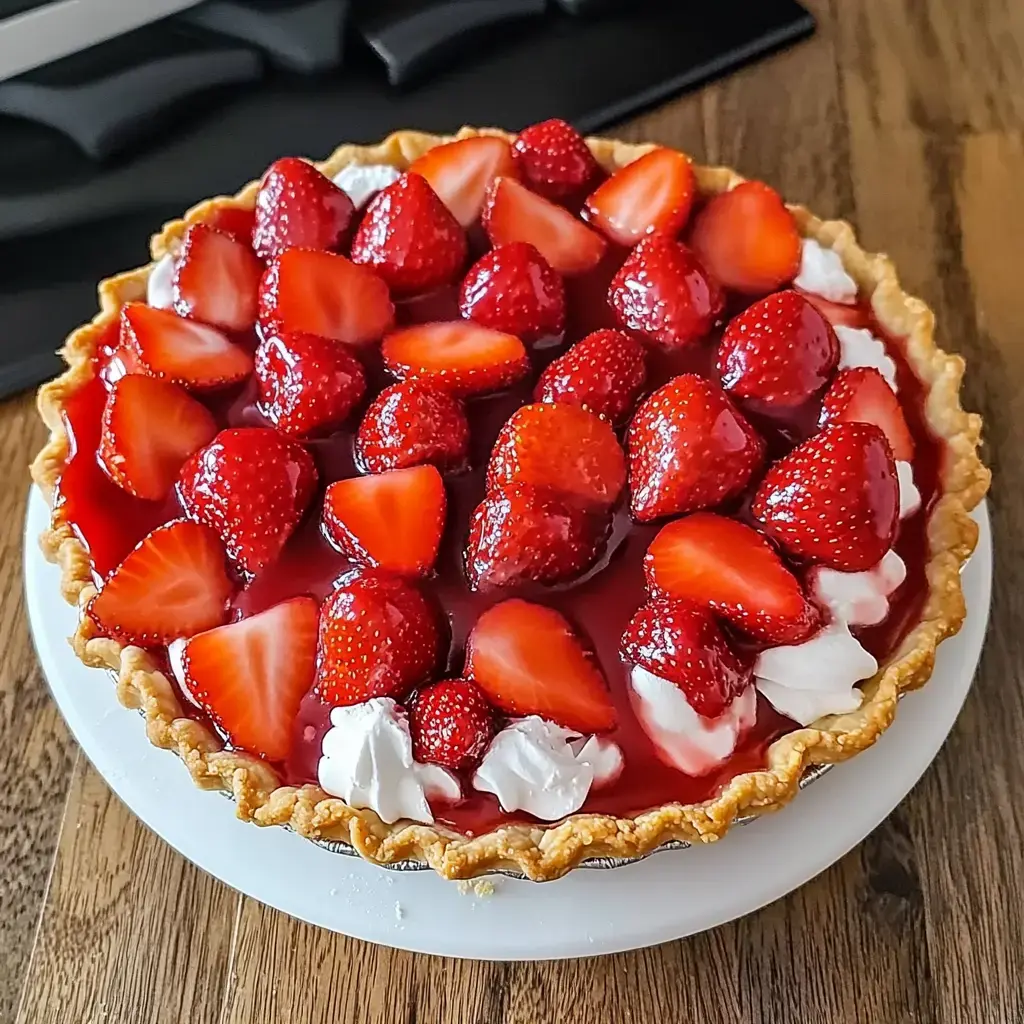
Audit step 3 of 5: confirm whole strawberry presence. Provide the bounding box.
[315,570,443,705]
[511,118,601,199]
[751,421,899,571]
[459,242,565,343]
[410,679,494,770]
[609,236,724,348]
[627,375,764,522]
[534,328,646,424]
[350,173,468,297]
[178,427,318,575]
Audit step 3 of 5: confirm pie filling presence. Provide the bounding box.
[51,144,943,838]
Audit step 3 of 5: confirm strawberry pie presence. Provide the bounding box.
[31,124,989,880]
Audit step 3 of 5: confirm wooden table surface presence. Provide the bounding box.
[2,1,1020,1020]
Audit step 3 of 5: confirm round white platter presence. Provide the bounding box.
[24,491,992,960]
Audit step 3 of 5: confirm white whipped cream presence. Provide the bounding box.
[332,163,402,208]
[318,698,460,824]
[810,550,907,627]
[472,717,622,821]
[146,252,176,309]
[835,325,898,391]
[629,668,757,777]
[897,460,922,518]
[794,238,858,304]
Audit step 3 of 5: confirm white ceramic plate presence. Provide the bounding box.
[24,491,992,960]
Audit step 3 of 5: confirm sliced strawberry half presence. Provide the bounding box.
[482,176,607,276]
[627,375,764,522]
[465,482,608,590]
[315,570,442,705]
[204,205,257,245]
[609,236,724,348]
[459,242,566,344]
[172,223,263,332]
[381,321,529,397]
[322,465,446,576]
[487,402,626,510]
[99,374,217,501]
[751,421,899,571]
[258,248,394,347]
[120,302,253,390]
[252,156,355,260]
[350,173,468,297]
[465,598,617,733]
[356,379,469,473]
[254,330,366,438]
[644,513,820,644]
[716,290,839,407]
[583,147,695,247]
[621,599,751,720]
[510,118,600,200]
[86,519,233,646]
[178,427,318,575]
[689,180,801,295]
[533,328,647,425]
[819,366,914,461]
[410,679,494,771]
[408,135,518,227]
[181,596,318,762]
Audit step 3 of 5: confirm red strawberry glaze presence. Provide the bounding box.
[55,220,943,838]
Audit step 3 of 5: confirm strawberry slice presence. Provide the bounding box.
[689,180,801,295]
[315,570,442,705]
[87,519,233,646]
[99,375,217,501]
[752,421,899,571]
[410,679,494,770]
[252,156,355,260]
[120,303,253,390]
[181,596,318,762]
[609,236,724,348]
[178,427,318,575]
[204,205,256,245]
[465,482,608,590]
[465,598,617,733]
[322,465,446,576]
[258,248,394,347]
[819,366,914,461]
[510,118,600,200]
[533,328,647,425]
[482,176,607,276]
[255,330,366,438]
[350,173,468,297]
[487,403,626,509]
[627,375,764,522]
[583,147,695,247]
[356,380,469,473]
[381,321,529,397]
[794,288,869,329]
[644,513,820,644]
[459,242,566,344]
[717,290,839,407]
[621,599,751,720]
[172,223,263,332]
[408,135,518,227]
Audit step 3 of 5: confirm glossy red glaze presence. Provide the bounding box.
[55,212,943,836]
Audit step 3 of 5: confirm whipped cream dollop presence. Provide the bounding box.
[472,717,622,821]
[809,549,907,627]
[835,325,898,391]
[630,668,758,776]
[794,238,858,304]
[332,163,402,208]
[897,460,922,518]
[147,252,176,309]
[318,698,460,824]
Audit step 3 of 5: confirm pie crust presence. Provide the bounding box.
[31,128,991,881]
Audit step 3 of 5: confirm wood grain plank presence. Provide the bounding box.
[0,396,77,1023]
[15,760,239,1024]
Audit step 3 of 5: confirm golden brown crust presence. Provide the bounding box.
[31,128,991,881]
